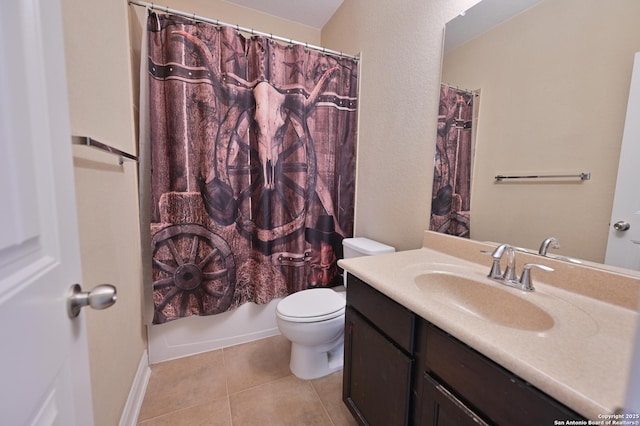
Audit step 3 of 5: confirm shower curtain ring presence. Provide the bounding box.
[154,7,161,31]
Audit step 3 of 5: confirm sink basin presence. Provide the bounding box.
[414,272,555,331]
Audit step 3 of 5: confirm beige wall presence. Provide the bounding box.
[61,0,145,425]
[322,0,480,251]
[442,0,640,262]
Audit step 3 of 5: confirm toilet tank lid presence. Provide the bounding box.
[277,288,345,319]
[342,237,395,256]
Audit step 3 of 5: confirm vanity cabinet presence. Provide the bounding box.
[343,275,585,426]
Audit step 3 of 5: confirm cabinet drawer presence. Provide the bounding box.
[347,275,415,352]
[424,325,583,425]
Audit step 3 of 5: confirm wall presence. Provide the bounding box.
[60,0,146,425]
[322,0,480,251]
[442,0,640,262]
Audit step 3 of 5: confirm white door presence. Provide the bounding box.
[0,0,94,424]
[605,52,640,270]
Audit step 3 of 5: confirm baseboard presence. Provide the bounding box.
[119,350,151,426]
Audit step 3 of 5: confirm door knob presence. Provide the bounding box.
[67,284,117,318]
[613,221,631,231]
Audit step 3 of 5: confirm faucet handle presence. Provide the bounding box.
[483,244,510,280]
[487,258,503,279]
[519,263,554,291]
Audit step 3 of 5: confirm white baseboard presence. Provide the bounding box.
[119,350,151,426]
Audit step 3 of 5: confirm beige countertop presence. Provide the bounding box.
[338,231,640,420]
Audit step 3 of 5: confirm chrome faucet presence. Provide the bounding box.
[538,237,560,256]
[486,244,555,291]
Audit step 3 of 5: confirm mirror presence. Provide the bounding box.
[441,0,640,273]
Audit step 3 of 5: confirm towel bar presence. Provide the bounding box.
[494,172,591,182]
[71,136,138,165]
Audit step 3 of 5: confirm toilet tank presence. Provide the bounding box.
[343,237,395,258]
[342,237,395,286]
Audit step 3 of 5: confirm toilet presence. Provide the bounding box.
[276,237,395,380]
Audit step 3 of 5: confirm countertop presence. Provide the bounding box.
[338,231,640,420]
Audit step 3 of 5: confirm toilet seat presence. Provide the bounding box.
[276,288,346,323]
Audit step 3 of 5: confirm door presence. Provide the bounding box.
[605,52,640,270]
[343,307,413,426]
[0,0,94,424]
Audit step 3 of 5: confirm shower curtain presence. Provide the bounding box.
[146,13,359,324]
[430,84,475,238]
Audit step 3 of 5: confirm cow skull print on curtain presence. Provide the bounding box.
[147,13,358,324]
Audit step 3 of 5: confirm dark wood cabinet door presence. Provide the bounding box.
[421,374,489,426]
[424,325,584,425]
[343,307,413,426]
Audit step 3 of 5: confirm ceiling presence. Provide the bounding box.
[224,0,344,29]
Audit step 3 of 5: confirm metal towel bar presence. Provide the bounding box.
[71,136,138,165]
[494,172,591,182]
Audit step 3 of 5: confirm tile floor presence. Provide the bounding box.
[137,335,358,425]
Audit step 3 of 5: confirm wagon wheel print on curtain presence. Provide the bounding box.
[172,30,337,244]
[151,224,236,324]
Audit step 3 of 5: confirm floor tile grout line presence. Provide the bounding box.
[227,372,299,398]
[221,346,234,425]
[310,379,337,426]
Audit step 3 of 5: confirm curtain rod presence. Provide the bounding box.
[127,0,359,61]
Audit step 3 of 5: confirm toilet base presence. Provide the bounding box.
[289,341,344,380]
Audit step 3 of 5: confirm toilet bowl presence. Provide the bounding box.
[276,237,395,380]
[276,288,346,380]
